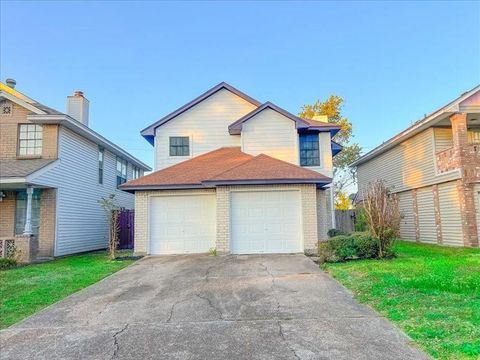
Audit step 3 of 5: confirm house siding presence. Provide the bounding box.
[33,126,135,256]
[154,89,257,170]
[433,127,453,152]
[438,181,464,246]
[241,108,299,164]
[398,191,416,241]
[416,186,437,243]
[357,128,460,195]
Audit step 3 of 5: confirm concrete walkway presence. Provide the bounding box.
[0,254,429,359]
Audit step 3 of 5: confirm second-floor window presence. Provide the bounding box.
[299,133,320,167]
[116,157,127,186]
[18,124,43,157]
[98,147,104,184]
[169,136,190,156]
[132,166,142,179]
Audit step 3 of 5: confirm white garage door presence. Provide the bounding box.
[149,195,216,254]
[230,190,302,254]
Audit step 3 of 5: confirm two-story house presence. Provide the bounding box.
[0,79,151,262]
[121,82,341,255]
[353,85,480,248]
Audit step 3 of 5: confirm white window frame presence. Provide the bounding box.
[98,146,104,184]
[18,124,43,157]
[168,136,191,158]
[116,157,127,187]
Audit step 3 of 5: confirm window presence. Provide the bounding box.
[169,136,190,156]
[132,166,142,179]
[468,130,480,144]
[18,124,43,156]
[98,146,104,184]
[116,157,127,186]
[299,133,320,167]
[15,190,41,235]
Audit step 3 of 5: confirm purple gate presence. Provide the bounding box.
[118,209,134,249]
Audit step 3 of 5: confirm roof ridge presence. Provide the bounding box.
[202,149,254,180]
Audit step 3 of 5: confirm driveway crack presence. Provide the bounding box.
[196,293,224,320]
[111,323,128,359]
[278,321,301,360]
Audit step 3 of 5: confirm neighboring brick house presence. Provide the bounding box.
[353,85,480,248]
[121,82,341,255]
[0,79,150,262]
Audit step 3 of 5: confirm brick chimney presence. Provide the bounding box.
[66,90,89,126]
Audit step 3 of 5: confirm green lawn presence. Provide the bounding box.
[0,250,136,329]
[323,241,480,360]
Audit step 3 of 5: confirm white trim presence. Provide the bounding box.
[0,177,26,184]
[0,91,47,115]
[27,114,150,171]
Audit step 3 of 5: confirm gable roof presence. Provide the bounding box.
[228,101,341,136]
[120,147,331,191]
[140,82,262,145]
[352,84,480,167]
[0,159,55,178]
[0,82,150,171]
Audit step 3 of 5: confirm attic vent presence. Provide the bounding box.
[0,101,12,116]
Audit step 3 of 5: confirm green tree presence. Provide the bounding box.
[299,95,361,195]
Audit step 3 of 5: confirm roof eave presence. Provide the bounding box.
[119,184,210,191]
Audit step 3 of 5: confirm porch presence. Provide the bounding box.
[0,186,56,263]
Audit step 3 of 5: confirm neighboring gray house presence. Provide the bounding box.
[0,80,150,262]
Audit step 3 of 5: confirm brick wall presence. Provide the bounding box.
[316,189,328,241]
[37,189,57,257]
[0,191,16,237]
[0,100,58,159]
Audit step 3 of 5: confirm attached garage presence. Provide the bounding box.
[230,190,302,254]
[149,194,216,254]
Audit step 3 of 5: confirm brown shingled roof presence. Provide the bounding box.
[121,147,332,190]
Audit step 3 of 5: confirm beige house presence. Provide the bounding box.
[121,82,342,255]
[353,85,480,248]
[0,80,150,262]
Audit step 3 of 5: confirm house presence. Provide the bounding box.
[0,79,151,262]
[121,82,341,255]
[353,85,480,248]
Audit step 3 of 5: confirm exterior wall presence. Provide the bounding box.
[241,108,299,164]
[416,186,437,244]
[475,184,480,239]
[135,184,319,255]
[316,189,329,241]
[438,181,463,246]
[398,191,416,241]
[433,127,453,152]
[37,189,56,257]
[133,189,216,254]
[0,191,15,237]
[33,126,135,256]
[357,128,460,195]
[0,101,58,159]
[154,89,257,170]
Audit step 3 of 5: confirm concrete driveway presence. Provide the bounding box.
[0,254,428,359]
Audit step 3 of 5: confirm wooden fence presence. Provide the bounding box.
[335,210,357,234]
[118,209,134,249]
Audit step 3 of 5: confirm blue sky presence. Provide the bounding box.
[1,1,479,169]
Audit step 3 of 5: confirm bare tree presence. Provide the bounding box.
[98,194,120,260]
[362,180,401,258]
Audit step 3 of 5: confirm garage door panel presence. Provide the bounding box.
[149,195,216,254]
[231,190,302,254]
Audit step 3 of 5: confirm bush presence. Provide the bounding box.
[0,257,17,270]
[327,228,345,238]
[319,233,394,263]
[354,207,368,232]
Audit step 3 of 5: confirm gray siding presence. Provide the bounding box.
[398,191,416,241]
[438,181,463,246]
[357,128,460,196]
[33,126,135,256]
[433,128,453,152]
[416,187,437,243]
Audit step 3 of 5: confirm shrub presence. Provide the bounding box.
[354,207,368,232]
[327,228,345,238]
[0,257,17,270]
[319,233,392,263]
